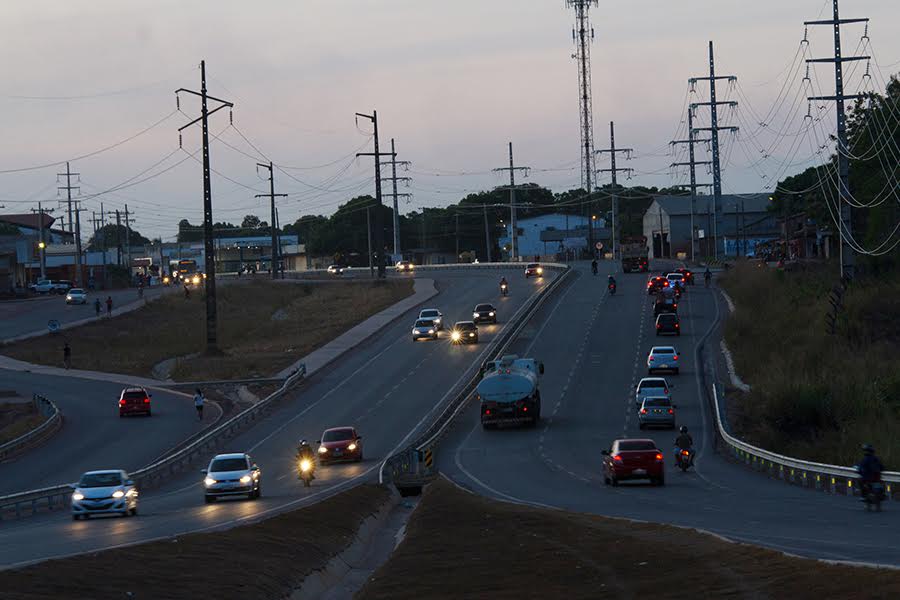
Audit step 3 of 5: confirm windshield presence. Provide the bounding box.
[618,441,657,451]
[69,288,84,294]
[527,263,539,268]
[658,315,677,323]
[209,458,248,472]
[420,310,439,318]
[475,304,493,311]
[455,322,476,330]
[644,398,671,407]
[123,391,147,400]
[79,472,123,487]
[323,429,354,442]
[639,380,666,390]
[653,348,675,355]
[415,320,434,328]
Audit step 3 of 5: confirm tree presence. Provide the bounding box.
[241,214,261,229]
[86,224,150,251]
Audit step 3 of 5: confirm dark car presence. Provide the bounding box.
[602,438,665,486]
[451,321,479,344]
[647,276,669,295]
[653,296,678,316]
[118,387,152,417]
[655,313,680,336]
[317,427,363,464]
[673,267,694,285]
[524,263,544,278]
[472,303,497,324]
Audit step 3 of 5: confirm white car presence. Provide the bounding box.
[418,308,444,330]
[71,469,139,520]
[327,265,344,275]
[411,318,438,341]
[635,377,671,408]
[647,346,680,375]
[66,288,87,305]
[202,453,261,503]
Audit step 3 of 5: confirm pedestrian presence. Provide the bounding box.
[105,295,113,317]
[63,342,71,370]
[193,388,205,421]
[94,298,102,318]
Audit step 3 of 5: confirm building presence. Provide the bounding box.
[499,213,609,260]
[642,194,779,259]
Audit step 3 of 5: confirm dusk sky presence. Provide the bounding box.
[1,0,897,240]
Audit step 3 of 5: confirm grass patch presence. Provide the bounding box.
[0,402,46,445]
[2,279,413,382]
[721,261,900,466]
[359,478,900,599]
[1,484,390,600]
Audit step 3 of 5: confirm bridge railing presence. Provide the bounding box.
[0,395,61,463]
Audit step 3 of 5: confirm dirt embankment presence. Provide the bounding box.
[359,478,900,599]
[0,401,46,445]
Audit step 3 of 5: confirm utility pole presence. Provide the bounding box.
[690,41,738,261]
[367,204,374,278]
[115,210,122,266]
[57,162,79,236]
[177,60,234,354]
[255,162,287,279]
[567,0,599,255]
[31,203,51,279]
[455,212,460,261]
[805,0,868,280]
[483,203,493,263]
[381,138,411,258]
[72,202,85,286]
[596,121,633,261]
[492,142,530,262]
[671,106,713,261]
[123,204,135,273]
[355,110,394,278]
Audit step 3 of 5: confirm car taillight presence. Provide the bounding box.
[655,453,664,461]
[649,356,655,361]
[667,408,674,414]
[640,408,648,414]
[144,398,150,403]
[673,355,678,361]
[681,450,690,456]
[656,324,661,329]
[119,399,126,406]
[675,323,679,328]
[613,454,623,462]
[485,409,491,415]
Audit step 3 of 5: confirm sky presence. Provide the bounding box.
[0,0,898,241]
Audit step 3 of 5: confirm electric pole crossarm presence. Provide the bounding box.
[804,18,868,25]
[178,103,231,132]
[809,94,866,101]
[597,167,634,173]
[595,148,632,155]
[175,88,234,106]
[806,56,870,63]
[671,161,712,166]
[689,76,736,82]
[691,101,738,107]
[693,126,739,132]
[254,194,287,198]
[671,139,711,145]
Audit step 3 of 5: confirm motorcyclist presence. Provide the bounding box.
[591,259,598,275]
[500,276,509,294]
[296,440,317,479]
[704,268,712,287]
[857,444,884,500]
[674,426,694,465]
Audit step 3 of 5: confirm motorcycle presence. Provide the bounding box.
[677,449,693,472]
[608,283,616,295]
[298,457,315,487]
[500,283,509,297]
[861,480,885,512]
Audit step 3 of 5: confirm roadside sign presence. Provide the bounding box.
[47,319,60,333]
[595,242,603,250]
[698,229,706,239]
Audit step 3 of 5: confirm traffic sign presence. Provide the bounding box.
[47,319,60,333]
[595,242,604,250]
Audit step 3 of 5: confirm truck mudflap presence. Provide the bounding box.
[480,399,540,428]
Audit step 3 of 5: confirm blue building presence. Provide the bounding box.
[499,213,607,259]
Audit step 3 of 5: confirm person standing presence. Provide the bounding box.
[193,388,205,422]
[63,342,72,370]
[105,295,113,317]
[94,298,102,318]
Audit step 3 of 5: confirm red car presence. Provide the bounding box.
[118,387,152,417]
[317,427,363,464]
[602,438,665,486]
[647,276,670,295]
[673,267,694,285]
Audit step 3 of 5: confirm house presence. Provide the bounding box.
[642,194,779,259]
[499,213,609,259]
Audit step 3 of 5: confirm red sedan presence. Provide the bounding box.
[317,427,363,464]
[118,387,152,417]
[602,438,665,486]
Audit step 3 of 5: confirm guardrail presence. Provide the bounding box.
[711,383,898,500]
[0,395,61,463]
[379,264,573,489]
[0,366,307,521]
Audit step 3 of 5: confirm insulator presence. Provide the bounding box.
[176,95,180,110]
[229,110,233,124]
[179,133,183,148]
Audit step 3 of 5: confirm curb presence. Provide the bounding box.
[719,339,751,392]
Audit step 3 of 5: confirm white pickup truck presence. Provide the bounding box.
[30,279,73,294]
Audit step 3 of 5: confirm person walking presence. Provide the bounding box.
[105,295,113,317]
[193,388,205,422]
[63,342,71,370]
[94,298,102,318]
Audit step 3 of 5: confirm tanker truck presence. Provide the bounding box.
[477,355,544,429]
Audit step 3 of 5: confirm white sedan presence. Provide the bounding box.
[71,469,139,519]
[418,308,444,330]
[66,288,88,304]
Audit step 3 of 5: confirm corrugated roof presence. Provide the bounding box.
[652,194,771,216]
[0,213,55,229]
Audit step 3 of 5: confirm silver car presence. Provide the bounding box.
[647,346,680,375]
[66,288,87,304]
[71,469,139,520]
[418,308,444,330]
[411,318,438,341]
[638,396,677,430]
[634,377,670,408]
[203,453,261,503]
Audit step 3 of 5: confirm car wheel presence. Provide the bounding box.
[356,452,364,462]
[610,477,618,487]
[639,423,646,430]
[72,514,81,521]
[131,507,138,516]
[603,475,610,485]
[674,368,680,375]
[677,332,681,337]
[146,410,152,417]
[204,495,215,504]
[657,476,666,487]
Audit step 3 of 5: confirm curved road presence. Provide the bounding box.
[440,262,900,566]
[0,268,555,568]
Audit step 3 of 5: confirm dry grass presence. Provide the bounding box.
[359,478,900,600]
[0,402,46,445]
[721,262,900,466]
[2,279,413,382]
[2,484,390,600]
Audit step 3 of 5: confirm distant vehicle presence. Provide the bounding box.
[655,313,680,336]
[472,303,497,324]
[524,263,543,278]
[396,260,414,272]
[317,427,363,464]
[647,346,679,375]
[451,321,479,344]
[647,276,669,295]
[638,396,677,430]
[666,273,686,292]
[28,278,50,292]
[418,308,444,330]
[635,377,670,408]
[34,279,71,294]
[71,469,139,519]
[653,296,678,316]
[620,235,649,273]
[602,439,665,486]
[172,259,199,281]
[118,387,152,417]
[411,318,438,341]
[54,280,73,293]
[673,267,694,285]
[65,288,87,305]
[203,453,261,502]
[478,354,543,429]
[326,265,344,275]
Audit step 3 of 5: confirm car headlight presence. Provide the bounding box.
[469,332,475,337]
[192,276,201,284]
[72,491,84,501]
[240,475,252,484]
[112,490,125,498]
[318,446,328,454]
[348,443,357,451]
[428,330,434,334]
[434,318,441,323]
[537,268,543,274]
[412,328,417,334]
[204,477,217,487]
[473,312,479,318]
[488,312,494,316]
[451,331,461,341]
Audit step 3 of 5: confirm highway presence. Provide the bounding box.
[0,268,553,568]
[439,262,900,566]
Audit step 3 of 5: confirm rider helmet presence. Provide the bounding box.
[862,443,875,455]
[679,426,688,434]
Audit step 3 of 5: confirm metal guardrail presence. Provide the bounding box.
[711,383,898,500]
[379,264,573,488]
[0,366,307,520]
[0,395,61,463]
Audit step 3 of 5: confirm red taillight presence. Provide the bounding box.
[144,398,150,403]
[655,453,664,461]
[612,454,623,462]
[656,324,661,329]
[681,450,690,456]
[485,409,491,415]
[118,399,126,406]
[640,408,648,414]
[673,355,678,361]
[675,323,679,328]
[522,406,528,412]
[667,408,674,414]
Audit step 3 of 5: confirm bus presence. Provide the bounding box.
[169,259,202,284]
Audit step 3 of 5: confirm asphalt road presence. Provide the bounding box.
[0,268,554,568]
[440,261,900,566]
[0,371,202,496]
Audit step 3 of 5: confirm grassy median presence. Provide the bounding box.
[0,401,46,445]
[721,262,900,466]
[2,279,413,382]
[359,478,900,599]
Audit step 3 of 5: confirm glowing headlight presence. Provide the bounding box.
[537,268,543,274]
[192,276,201,284]
[318,446,328,454]
[428,330,434,334]
[112,490,125,498]
[348,443,357,451]
[434,317,441,323]
[240,475,252,484]
[451,331,461,341]
[72,492,85,501]
[204,477,217,487]
[469,332,475,337]
[473,312,479,318]
[300,459,312,472]
[488,312,494,316]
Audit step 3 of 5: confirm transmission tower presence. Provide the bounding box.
[671,106,712,261]
[596,121,633,260]
[493,142,530,262]
[567,0,599,255]
[381,138,411,258]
